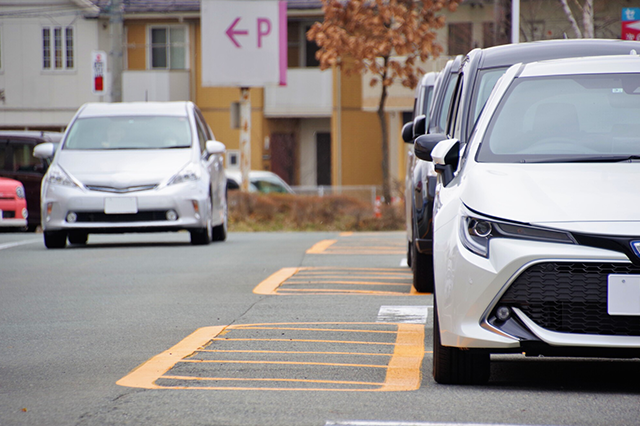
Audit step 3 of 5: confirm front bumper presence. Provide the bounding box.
[41,181,210,233]
[433,216,640,354]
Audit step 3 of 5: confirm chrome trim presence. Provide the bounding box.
[513,307,640,348]
[85,184,158,194]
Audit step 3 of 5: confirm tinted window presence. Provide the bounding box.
[64,116,192,150]
[437,75,458,134]
[470,67,509,129]
[477,73,640,163]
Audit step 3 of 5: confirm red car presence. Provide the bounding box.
[0,177,28,229]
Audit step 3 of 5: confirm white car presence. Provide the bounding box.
[225,170,294,194]
[35,102,228,248]
[422,54,640,384]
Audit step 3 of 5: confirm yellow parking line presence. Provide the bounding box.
[211,337,396,346]
[276,289,413,295]
[181,359,388,368]
[380,323,425,391]
[253,267,300,294]
[306,239,337,254]
[162,376,382,386]
[232,326,397,334]
[116,325,226,390]
[339,232,354,237]
[199,350,393,357]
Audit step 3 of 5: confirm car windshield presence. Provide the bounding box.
[63,116,192,150]
[477,73,640,163]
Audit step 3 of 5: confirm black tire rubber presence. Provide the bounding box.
[433,299,490,385]
[68,232,88,245]
[411,240,434,293]
[190,227,211,245]
[44,231,67,249]
[406,240,412,268]
[212,203,227,242]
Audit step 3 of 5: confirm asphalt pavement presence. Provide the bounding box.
[0,230,638,426]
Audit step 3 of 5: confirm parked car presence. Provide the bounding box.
[404,38,640,293]
[426,54,640,385]
[0,177,28,230]
[0,131,63,231]
[34,102,227,248]
[226,170,294,194]
[403,57,462,292]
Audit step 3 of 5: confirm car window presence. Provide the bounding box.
[11,141,42,172]
[251,177,290,194]
[64,116,192,150]
[477,73,640,162]
[437,74,458,134]
[0,141,7,171]
[470,67,509,129]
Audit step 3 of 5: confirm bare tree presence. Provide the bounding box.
[307,0,458,204]
[558,0,594,38]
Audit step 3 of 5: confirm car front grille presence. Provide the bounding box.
[75,211,170,223]
[1,210,16,218]
[85,184,158,193]
[498,262,640,337]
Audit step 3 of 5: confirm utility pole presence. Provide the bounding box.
[109,0,123,102]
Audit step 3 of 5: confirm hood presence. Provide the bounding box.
[55,149,193,188]
[461,162,640,234]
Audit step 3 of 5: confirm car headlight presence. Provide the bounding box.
[15,186,25,199]
[168,162,201,186]
[459,205,576,258]
[45,164,79,188]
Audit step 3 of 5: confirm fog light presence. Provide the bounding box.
[166,210,178,221]
[496,306,511,321]
[66,212,77,223]
[46,203,53,222]
[191,200,200,219]
[22,208,28,219]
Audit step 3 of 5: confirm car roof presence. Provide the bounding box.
[77,102,192,118]
[474,39,640,70]
[0,130,63,143]
[519,53,640,77]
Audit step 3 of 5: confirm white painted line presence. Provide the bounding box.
[376,306,429,324]
[0,239,40,251]
[326,422,550,426]
[400,258,408,267]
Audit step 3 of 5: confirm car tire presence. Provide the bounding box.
[68,232,88,245]
[212,203,227,242]
[411,240,434,293]
[44,231,67,249]
[190,197,213,245]
[406,240,412,268]
[433,299,490,385]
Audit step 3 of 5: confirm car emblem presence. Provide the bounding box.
[631,241,640,258]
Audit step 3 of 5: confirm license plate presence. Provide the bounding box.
[104,197,137,214]
[607,274,640,316]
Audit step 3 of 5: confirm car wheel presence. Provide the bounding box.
[68,232,88,245]
[190,197,213,245]
[433,298,490,385]
[411,240,434,293]
[406,240,412,268]
[44,231,67,249]
[212,201,227,242]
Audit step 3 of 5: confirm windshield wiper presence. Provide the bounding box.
[522,155,640,164]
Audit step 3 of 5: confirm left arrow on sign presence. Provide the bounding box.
[226,17,249,48]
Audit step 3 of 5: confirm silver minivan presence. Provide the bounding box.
[34,102,227,248]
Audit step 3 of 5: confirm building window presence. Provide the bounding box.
[42,26,74,70]
[448,22,472,56]
[149,26,188,70]
[288,20,320,68]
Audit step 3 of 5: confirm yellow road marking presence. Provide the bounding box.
[253,267,299,294]
[162,376,382,386]
[117,322,425,391]
[380,324,425,391]
[284,280,409,286]
[339,232,353,237]
[181,359,388,368]
[200,350,392,357]
[231,326,397,334]
[306,239,337,254]
[116,326,226,390]
[211,337,396,346]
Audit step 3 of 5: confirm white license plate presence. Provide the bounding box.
[607,274,640,316]
[104,197,138,214]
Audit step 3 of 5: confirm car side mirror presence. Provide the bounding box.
[414,133,447,161]
[33,142,55,160]
[432,138,460,186]
[413,115,426,137]
[402,121,414,143]
[205,140,226,156]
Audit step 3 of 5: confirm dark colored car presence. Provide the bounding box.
[403,56,462,293]
[0,131,63,231]
[404,38,640,293]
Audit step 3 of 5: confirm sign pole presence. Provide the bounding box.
[240,87,251,192]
